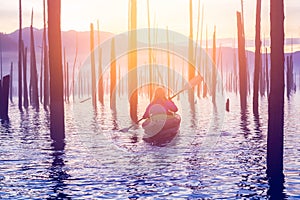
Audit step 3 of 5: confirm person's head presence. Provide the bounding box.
[152,87,167,102]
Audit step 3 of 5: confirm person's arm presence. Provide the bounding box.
[142,104,152,118]
[166,100,178,112]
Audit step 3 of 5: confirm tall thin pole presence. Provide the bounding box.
[253,0,262,114]
[22,43,28,109]
[72,32,78,102]
[90,23,96,108]
[166,27,170,97]
[43,0,49,110]
[237,11,247,109]
[128,0,138,122]
[10,62,13,103]
[48,0,65,140]
[147,0,153,100]
[97,20,104,104]
[18,0,23,111]
[30,9,39,109]
[110,38,116,110]
[188,0,195,107]
[267,0,284,182]
[212,27,216,104]
[0,33,2,84]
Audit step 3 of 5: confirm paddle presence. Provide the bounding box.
[119,75,203,132]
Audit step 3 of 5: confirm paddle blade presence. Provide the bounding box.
[119,118,144,133]
[120,127,130,132]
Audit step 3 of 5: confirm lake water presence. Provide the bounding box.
[0,92,299,199]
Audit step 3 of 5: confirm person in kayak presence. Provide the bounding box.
[143,87,178,119]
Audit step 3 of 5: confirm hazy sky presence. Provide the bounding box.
[0,0,299,39]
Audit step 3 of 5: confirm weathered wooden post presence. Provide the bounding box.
[202,25,208,98]
[22,43,28,109]
[18,0,23,111]
[188,0,195,107]
[66,62,69,103]
[9,62,13,103]
[128,0,138,122]
[166,27,170,97]
[267,0,284,188]
[40,42,43,104]
[265,47,269,96]
[30,9,39,109]
[63,47,66,101]
[236,11,248,109]
[48,0,65,140]
[212,27,216,104]
[253,0,261,114]
[147,0,153,100]
[44,0,49,110]
[90,23,96,108]
[110,38,116,110]
[97,21,104,104]
[286,55,294,98]
[0,75,10,121]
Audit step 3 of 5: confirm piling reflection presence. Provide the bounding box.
[236,107,269,198]
[240,106,250,137]
[111,108,119,131]
[48,140,70,199]
[0,119,11,133]
[267,175,286,199]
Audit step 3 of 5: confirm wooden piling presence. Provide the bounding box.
[236,11,248,109]
[267,0,284,180]
[18,0,23,111]
[90,23,96,108]
[128,0,138,122]
[48,0,65,140]
[22,42,29,109]
[110,38,116,110]
[0,75,10,121]
[97,21,104,104]
[188,0,195,107]
[43,0,49,110]
[40,38,43,104]
[9,62,13,103]
[212,27,216,104]
[265,47,269,96]
[30,9,39,109]
[253,0,261,114]
[147,0,153,100]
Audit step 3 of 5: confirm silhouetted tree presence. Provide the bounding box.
[48,0,65,140]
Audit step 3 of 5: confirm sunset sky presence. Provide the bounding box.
[0,0,299,40]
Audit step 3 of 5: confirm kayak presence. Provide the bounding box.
[142,114,181,145]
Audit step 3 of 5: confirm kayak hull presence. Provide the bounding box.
[142,114,181,145]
